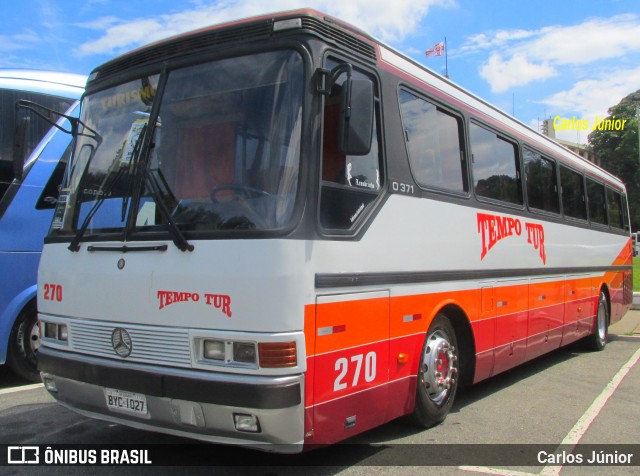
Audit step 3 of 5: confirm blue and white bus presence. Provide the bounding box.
[0,70,84,381]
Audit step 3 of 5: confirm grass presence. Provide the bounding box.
[634,256,640,292]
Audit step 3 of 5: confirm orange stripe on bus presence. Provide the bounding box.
[313,296,389,355]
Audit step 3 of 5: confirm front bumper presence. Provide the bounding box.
[38,347,305,452]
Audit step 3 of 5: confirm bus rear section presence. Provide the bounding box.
[0,70,84,381]
[36,9,632,452]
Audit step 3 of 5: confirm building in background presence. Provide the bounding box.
[541,118,601,166]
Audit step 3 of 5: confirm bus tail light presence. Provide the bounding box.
[258,342,297,368]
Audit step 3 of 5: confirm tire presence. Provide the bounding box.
[410,313,459,428]
[584,291,608,352]
[7,302,41,382]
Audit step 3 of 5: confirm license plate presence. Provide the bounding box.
[104,388,148,416]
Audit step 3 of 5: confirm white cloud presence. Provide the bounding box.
[535,66,640,143]
[521,15,640,66]
[462,14,640,92]
[76,16,121,31]
[479,53,557,93]
[543,66,640,116]
[0,29,42,52]
[456,29,535,56]
[75,0,455,56]
[77,19,163,56]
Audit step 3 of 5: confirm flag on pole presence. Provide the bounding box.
[425,41,445,57]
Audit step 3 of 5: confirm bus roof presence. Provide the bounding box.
[87,9,625,191]
[0,69,85,99]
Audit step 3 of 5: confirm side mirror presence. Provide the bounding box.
[339,78,374,156]
[12,115,30,181]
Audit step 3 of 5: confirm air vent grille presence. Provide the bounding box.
[300,17,377,61]
[92,22,273,80]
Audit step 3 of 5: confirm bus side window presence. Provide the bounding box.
[586,177,607,225]
[560,165,587,221]
[470,122,522,205]
[320,69,382,231]
[606,188,624,230]
[398,89,466,193]
[322,102,347,185]
[523,147,559,214]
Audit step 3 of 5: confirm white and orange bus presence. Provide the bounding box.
[37,9,633,451]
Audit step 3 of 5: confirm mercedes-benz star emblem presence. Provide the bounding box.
[111,328,133,358]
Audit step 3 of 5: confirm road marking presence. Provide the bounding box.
[0,383,44,395]
[461,345,640,475]
[460,467,535,476]
[558,345,640,446]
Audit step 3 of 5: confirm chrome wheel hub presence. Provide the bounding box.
[29,321,41,353]
[422,330,457,405]
[596,299,606,342]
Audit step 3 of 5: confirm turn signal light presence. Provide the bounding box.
[258,342,297,368]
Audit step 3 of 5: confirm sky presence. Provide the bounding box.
[2,0,639,145]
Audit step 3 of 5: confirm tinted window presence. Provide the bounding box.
[36,142,72,210]
[470,123,521,205]
[398,89,466,192]
[622,194,630,231]
[320,63,382,230]
[586,178,607,225]
[606,188,624,229]
[524,148,559,214]
[560,165,586,220]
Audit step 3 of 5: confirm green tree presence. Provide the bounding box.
[588,90,640,231]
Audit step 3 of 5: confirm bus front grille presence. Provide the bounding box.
[68,320,192,368]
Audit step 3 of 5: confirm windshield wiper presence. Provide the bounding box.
[68,125,146,252]
[142,168,194,252]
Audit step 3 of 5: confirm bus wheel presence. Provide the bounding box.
[411,313,459,428]
[7,303,41,382]
[584,291,608,352]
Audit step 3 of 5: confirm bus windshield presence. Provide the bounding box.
[59,50,303,238]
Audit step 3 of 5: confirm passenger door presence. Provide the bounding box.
[312,290,390,445]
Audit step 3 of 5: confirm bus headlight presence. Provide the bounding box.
[201,339,258,367]
[197,337,298,369]
[58,325,68,342]
[43,322,68,343]
[44,322,58,339]
[203,340,225,361]
[233,342,256,364]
